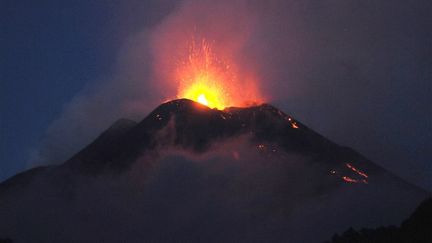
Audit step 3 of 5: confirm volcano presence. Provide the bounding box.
[0,99,429,242]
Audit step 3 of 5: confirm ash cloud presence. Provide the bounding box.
[30,0,431,191]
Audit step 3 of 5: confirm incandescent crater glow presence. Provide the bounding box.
[176,39,229,109]
[197,94,209,106]
[175,38,263,109]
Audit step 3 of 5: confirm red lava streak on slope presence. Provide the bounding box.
[346,163,369,178]
[330,163,369,184]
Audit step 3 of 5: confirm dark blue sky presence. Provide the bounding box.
[1,1,128,178]
[1,0,431,189]
[1,0,175,177]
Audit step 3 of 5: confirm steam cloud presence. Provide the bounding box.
[30,0,431,190]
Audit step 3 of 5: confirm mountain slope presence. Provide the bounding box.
[0,99,429,243]
[66,99,380,177]
[327,198,432,243]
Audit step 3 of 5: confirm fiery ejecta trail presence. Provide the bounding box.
[175,38,261,109]
[176,38,230,109]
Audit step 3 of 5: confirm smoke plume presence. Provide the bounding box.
[30,0,431,189]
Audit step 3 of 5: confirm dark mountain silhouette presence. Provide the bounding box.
[327,198,432,243]
[60,99,373,173]
[0,99,429,242]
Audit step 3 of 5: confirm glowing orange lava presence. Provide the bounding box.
[330,162,369,184]
[197,94,209,106]
[346,163,369,178]
[342,176,358,183]
[175,38,261,109]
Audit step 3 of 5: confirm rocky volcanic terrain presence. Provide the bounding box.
[0,99,429,242]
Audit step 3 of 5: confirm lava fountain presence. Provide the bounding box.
[175,38,262,109]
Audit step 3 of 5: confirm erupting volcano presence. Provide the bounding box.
[2,0,430,242]
[0,97,429,242]
[0,36,430,243]
[174,38,262,109]
[0,29,430,243]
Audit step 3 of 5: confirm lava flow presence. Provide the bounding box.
[175,38,261,109]
[330,162,369,184]
[346,163,369,179]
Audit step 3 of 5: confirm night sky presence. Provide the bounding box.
[1,0,431,190]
